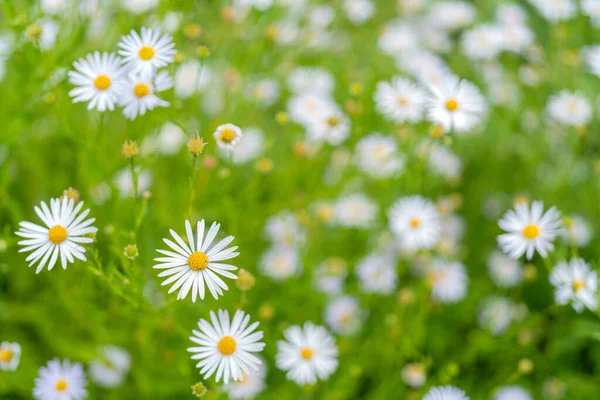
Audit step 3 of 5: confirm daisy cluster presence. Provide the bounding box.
[3,0,600,399]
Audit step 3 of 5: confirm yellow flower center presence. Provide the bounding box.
[133,83,150,98]
[220,128,236,143]
[188,251,209,271]
[48,225,67,244]
[410,218,421,228]
[398,96,408,106]
[522,224,540,240]
[217,336,237,355]
[326,116,340,127]
[445,98,459,112]
[138,46,155,60]
[0,349,13,362]
[573,280,585,291]
[300,348,313,360]
[55,379,68,392]
[93,74,111,90]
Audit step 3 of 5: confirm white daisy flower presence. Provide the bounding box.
[354,133,405,180]
[0,341,21,371]
[427,259,469,304]
[461,24,504,61]
[259,245,301,281]
[401,362,426,388]
[16,197,97,274]
[263,211,306,248]
[68,52,126,112]
[213,123,243,151]
[494,385,532,400]
[306,108,351,146]
[33,359,87,400]
[378,21,420,56]
[287,67,334,95]
[546,91,592,127]
[496,4,528,26]
[500,24,534,54]
[118,71,173,120]
[583,0,600,26]
[583,45,600,78]
[374,77,426,123]
[423,385,470,400]
[333,193,378,229]
[425,73,486,133]
[287,93,335,126]
[427,144,462,181]
[388,195,441,251]
[88,345,131,389]
[324,295,365,336]
[427,1,476,30]
[560,215,592,247]
[343,0,375,25]
[487,251,523,288]
[222,361,267,399]
[528,0,576,22]
[497,200,562,260]
[276,323,338,385]
[478,296,515,335]
[122,0,159,14]
[245,78,281,107]
[313,257,347,295]
[550,258,598,312]
[187,309,265,384]
[118,27,176,76]
[153,220,239,302]
[356,253,398,295]
[174,61,213,99]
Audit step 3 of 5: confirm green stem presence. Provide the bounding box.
[187,155,198,219]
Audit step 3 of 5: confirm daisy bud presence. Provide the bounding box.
[196,46,210,58]
[518,328,534,346]
[266,25,278,40]
[123,244,139,260]
[184,24,202,40]
[122,140,138,158]
[523,264,537,281]
[275,112,288,125]
[187,135,206,155]
[256,158,274,173]
[61,187,80,203]
[191,382,207,398]
[236,269,256,291]
[174,51,185,63]
[258,303,275,321]
[397,288,415,305]
[25,24,43,41]
[349,82,363,96]
[517,358,533,375]
[447,363,459,377]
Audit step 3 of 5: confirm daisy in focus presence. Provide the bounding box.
[214,123,243,151]
[497,200,562,260]
[276,322,338,385]
[68,52,126,112]
[33,359,87,400]
[118,71,173,120]
[0,341,21,371]
[425,73,486,133]
[423,385,470,400]
[549,258,598,313]
[388,195,441,251]
[16,197,97,274]
[118,27,176,76]
[153,220,239,302]
[187,309,265,384]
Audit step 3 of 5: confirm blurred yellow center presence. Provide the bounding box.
[573,280,584,291]
[522,224,540,240]
[398,96,408,106]
[326,116,340,127]
[138,46,155,60]
[94,74,111,90]
[300,348,313,360]
[445,98,458,111]
[410,218,421,228]
[217,336,237,355]
[188,251,209,271]
[220,128,236,143]
[134,83,150,98]
[0,349,13,362]
[48,225,67,244]
[55,379,68,392]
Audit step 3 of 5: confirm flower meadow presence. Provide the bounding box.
[3,0,600,399]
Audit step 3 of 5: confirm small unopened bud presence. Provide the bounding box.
[523,264,537,281]
[25,24,43,41]
[191,382,207,398]
[349,82,363,96]
[184,24,202,40]
[123,244,139,260]
[196,46,210,58]
[187,135,207,155]
[236,269,256,291]
[517,358,534,375]
[256,158,274,173]
[258,304,275,321]
[398,288,415,305]
[122,140,138,158]
[275,112,288,125]
[62,187,80,203]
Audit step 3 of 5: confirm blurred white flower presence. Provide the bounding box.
[0,342,21,371]
[259,245,301,280]
[550,258,598,312]
[89,345,131,388]
[264,211,306,248]
[546,91,592,127]
[401,362,426,388]
[343,0,375,25]
[494,385,532,400]
[324,295,365,335]
[488,251,523,288]
[122,0,159,14]
[528,0,576,22]
[356,253,398,295]
[427,259,469,304]
[334,193,378,229]
[423,385,469,400]
[461,25,504,61]
[222,361,267,399]
[355,133,404,180]
[478,296,514,335]
[560,215,592,247]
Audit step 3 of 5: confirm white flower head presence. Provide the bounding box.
[356,253,398,294]
[0,342,21,371]
[118,71,173,120]
[259,245,301,281]
[276,323,338,385]
[287,67,334,95]
[461,24,504,61]
[560,215,592,247]
[388,195,441,251]
[497,200,562,260]
[222,361,267,399]
[425,73,487,133]
[153,220,239,302]
[488,251,523,288]
[16,197,98,274]
[427,259,469,304]
[213,123,243,151]
[528,0,576,22]
[225,127,264,164]
[68,52,126,112]
[333,193,378,229]
[401,362,426,388]
[374,77,426,123]
[343,0,375,25]
[550,258,598,313]
[89,345,131,388]
[583,45,600,78]
[355,133,404,180]
[494,385,532,400]
[478,296,515,335]
[546,91,592,127]
[324,295,365,336]
[263,211,306,248]
[187,310,265,384]
[118,27,176,76]
[313,257,347,295]
[33,359,87,400]
[307,108,351,146]
[423,385,470,400]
